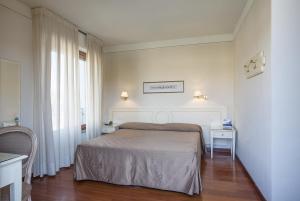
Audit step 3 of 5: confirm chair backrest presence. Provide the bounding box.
[0,126,37,184]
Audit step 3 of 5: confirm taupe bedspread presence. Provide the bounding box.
[74,123,204,195]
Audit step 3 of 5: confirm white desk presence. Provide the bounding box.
[0,153,27,201]
[210,128,236,160]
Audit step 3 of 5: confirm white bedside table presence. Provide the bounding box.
[102,125,118,134]
[210,128,236,160]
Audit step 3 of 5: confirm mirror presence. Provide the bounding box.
[0,59,21,127]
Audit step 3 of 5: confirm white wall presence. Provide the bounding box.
[271,0,300,200]
[0,60,21,123]
[234,0,271,199]
[103,42,234,147]
[0,0,33,128]
[103,42,234,120]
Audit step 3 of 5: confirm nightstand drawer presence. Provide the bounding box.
[211,131,233,138]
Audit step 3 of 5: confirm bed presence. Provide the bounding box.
[74,122,205,195]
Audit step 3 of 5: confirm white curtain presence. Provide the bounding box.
[86,35,102,139]
[32,8,81,176]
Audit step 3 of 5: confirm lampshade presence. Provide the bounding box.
[193,91,207,100]
[121,91,128,100]
[193,91,202,97]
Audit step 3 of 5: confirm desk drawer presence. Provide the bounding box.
[211,131,232,138]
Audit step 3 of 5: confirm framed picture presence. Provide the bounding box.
[143,81,184,94]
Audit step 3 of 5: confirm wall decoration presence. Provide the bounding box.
[244,51,266,79]
[143,81,184,94]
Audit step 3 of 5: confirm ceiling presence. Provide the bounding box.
[20,0,249,46]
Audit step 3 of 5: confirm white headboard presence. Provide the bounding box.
[109,107,227,146]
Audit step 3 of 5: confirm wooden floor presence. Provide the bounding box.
[31,151,263,201]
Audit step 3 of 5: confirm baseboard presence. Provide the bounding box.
[235,155,267,201]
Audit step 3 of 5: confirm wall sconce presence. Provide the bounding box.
[193,91,208,100]
[120,91,128,100]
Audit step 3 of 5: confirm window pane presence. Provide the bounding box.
[79,59,87,125]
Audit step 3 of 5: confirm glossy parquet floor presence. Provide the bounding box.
[31,151,263,201]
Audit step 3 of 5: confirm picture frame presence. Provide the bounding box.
[143,80,184,94]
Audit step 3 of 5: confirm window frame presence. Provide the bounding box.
[79,50,87,132]
[79,50,86,61]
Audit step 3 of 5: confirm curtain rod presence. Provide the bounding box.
[79,29,87,36]
[35,7,104,45]
[78,29,104,45]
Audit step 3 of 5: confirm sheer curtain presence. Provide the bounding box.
[32,8,81,176]
[86,35,102,139]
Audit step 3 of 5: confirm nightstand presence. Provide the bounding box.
[102,125,118,134]
[210,128,236,160]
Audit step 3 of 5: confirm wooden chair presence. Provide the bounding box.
[0,126,37,201]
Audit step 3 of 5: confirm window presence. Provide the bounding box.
[79,50,87,132]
